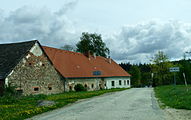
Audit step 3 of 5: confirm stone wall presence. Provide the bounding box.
[65,78,103,91]
[6,43,64,95]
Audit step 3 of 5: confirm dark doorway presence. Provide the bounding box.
[0,79,5,96]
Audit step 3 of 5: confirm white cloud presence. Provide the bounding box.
[107,20,191,63]
[0,0,80,47]
[1,3,191,64]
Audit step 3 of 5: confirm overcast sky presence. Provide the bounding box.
[1,0,191,63]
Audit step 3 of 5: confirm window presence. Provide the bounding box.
[16,88,23,95]
[42,64,45,66]
[34,87,39,91]
[93,71,102,75]
[124,80,126,85]
[16,89,23,95]
[111,81,115,86]
[48,87,52,90]
[119,80,122,85]
[85,84,88,88]
[29,63,32,66]
[48,84,52,90]
[69,86,72,91]
[127,80,130,85]
[91,84,94,88]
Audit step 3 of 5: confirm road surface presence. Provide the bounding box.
[29,88,168,120]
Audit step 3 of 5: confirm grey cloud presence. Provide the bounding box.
[1,4,191,64]
[55,0,78,16]
[0,0,80,47]
[108,20,191,63]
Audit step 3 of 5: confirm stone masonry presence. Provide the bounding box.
[65,78,103,91]
[6,43,64,95]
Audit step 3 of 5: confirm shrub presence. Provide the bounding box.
[74,84,86,92]
[2,84,17,97]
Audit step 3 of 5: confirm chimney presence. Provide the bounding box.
[88,51,91,60]
[108,56,111,64]
[84,50,91,59]
[93,53,96,59]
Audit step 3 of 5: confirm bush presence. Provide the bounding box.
[74,84,86,92]
[2,84,17,97]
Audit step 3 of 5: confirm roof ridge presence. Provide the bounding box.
[0,40,38,45]
[43,46,84,56]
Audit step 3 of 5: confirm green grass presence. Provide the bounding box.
[154,85,191,110]
[0,88,128,120]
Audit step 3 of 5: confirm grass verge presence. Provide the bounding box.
[154,85,191,110]
[0,88,128,120]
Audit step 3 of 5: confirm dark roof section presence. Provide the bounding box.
[0,40,37,79]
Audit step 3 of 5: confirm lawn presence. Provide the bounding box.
[0,88,128,120]
[154,85,191,110]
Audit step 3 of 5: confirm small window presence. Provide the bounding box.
[16,89,23,95]
[119,80,122,85]
[124,80,126,85]
[69,86,72,91]
[91,84,94,88]
[48,84,52,90]
[93,71,102,75]
[48,87,52,90]
[85,84,88,88]
[34,87,39,91]
[29,63,32,66]
[111,81,115,86]
[42,64,45,66]
[127,80,129,85]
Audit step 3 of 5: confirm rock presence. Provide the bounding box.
[37,100,56,107]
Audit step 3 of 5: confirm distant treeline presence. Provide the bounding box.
[119,59,191,87]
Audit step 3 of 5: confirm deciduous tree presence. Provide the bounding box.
[76,32,110,57]
[150,51,173,86]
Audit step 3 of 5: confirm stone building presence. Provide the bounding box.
[43,46,131,91]
[0,40,64,95]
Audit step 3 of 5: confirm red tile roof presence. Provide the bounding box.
[43,46,131,78]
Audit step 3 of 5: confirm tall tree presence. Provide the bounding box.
[150,51,173,86]
[76,32,110,57]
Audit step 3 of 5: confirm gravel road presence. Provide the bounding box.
[28,88,169,120]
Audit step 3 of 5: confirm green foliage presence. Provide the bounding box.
[0,88,128,120]
[120,51,191,87]
[2,84,17,97]
[155,85,191,109]
[150,51,173,86]
[74,84,86,92]
[180,58,191,84]
[76,32,110,57]
[129,66,141,87]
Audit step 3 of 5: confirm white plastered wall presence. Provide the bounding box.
[105,77,131,89]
